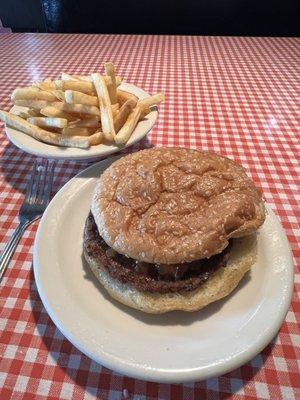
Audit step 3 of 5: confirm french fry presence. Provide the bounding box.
[27,117,68,129]
[62,74,123,86]
[61,73,81,81]
[114,106,141,144]
[72,75,91,82]
[113,99,137,132]
[62,127,92,136]
[33,81,56,91]
[117,90,139,106]
[14,100,62,110]
[51,90,65,101]
[58,135,90,148]
[28,109,41,117]
[111,103,119,117]
[6,63,163,149]
[64,90,99,106]
[140,106,151,119]
[12,108,40,119]
[68,117,100,128]
[11,88,58,102]
[55,102,100,116]
[54,80,95,95]
[138,93,165,110]
[40,106,78,121]
[89,131,103,145]
[91,73,115,140]
[0,110,89,148]
[104,62,117,104]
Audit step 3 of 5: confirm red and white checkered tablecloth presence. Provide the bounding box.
[0,33,299,400]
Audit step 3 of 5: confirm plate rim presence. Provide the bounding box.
[6,83,158,161]
[33,157,294,383]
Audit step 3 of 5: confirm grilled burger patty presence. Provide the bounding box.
[84,213,233,294]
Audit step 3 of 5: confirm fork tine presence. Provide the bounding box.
[30,160,44,203]
[37,159,49,204]
[25,160,38,202]
[40,160,55,205]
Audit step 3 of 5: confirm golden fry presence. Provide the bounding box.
[91,73,115,140]
[89,131,103,145]
[64,90,98,106]
[68,117,100,128]
[113,99,137,132]
[40,106,78,121]
[105,62,117,104]
[0,110,89,148]
[11,87,57,102]
[55,102,100,116]
[62,127,92,136]
[114,106,141,144]
[14,100,62,110]
[138,93,165,110]
[27,117,68,129]
[117,90,139,106]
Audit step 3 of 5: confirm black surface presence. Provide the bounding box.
[0,0,45,32]
[0,0,299,36]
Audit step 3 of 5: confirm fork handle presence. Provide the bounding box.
[0,222,29,282]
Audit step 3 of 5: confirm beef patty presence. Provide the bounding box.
[83,212,232,294]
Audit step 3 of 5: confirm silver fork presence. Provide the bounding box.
[0,159,55,282]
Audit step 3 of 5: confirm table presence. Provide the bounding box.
[0,33,299,400]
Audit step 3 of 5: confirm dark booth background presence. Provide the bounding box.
[0,0,299,36]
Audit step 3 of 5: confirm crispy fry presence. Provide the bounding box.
[54,80,95,95]
[14,100,62,110]
[58,135,90,148]
[89,131,103,145]
[7,64,163,149]
[68,117,100,128]
[62,74,122,86]
[12,108,40,119]
[0,110,89,148]
[64,90,99,106]
[33,81,56,91]
[105,62,117,104]
[138,93,165,110]
[55,102,100,116]
[11,88,58,102]
[27,117,68,129]
[51,90,65,101]
[111,103,119,117]
[61,73,81,81]
[114,106,141,144]
[140,106,151,119]
[27,109,41,117]
[117,90,139,106]
[91,73,115,140]
[113,99,137,132]
[62,127,92,136]
[40,106,78,121]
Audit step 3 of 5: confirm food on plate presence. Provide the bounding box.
[0,110,90,148]
[83,148,266,314]
[0,62,164,149]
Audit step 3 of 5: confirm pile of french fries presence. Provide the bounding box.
[0,62,164,149]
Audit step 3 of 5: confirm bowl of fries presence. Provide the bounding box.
[0,63,164,161]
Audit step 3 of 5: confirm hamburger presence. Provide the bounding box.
[83,148,265,313]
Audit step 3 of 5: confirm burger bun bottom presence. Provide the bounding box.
[83,235,257,314]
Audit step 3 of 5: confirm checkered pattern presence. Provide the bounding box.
[0,34,299,400]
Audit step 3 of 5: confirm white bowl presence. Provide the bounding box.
[6,83,157,161]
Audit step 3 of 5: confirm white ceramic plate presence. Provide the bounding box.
[33,157,294,383]
[6,83,157,161]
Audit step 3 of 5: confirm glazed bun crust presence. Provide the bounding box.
[92,148,265,264]
[84,235,257,314]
